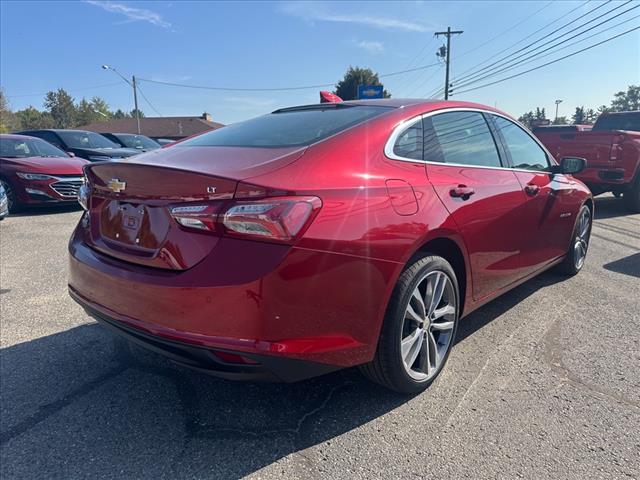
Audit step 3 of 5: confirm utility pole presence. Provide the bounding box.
[132,75,141,134]
[102,65,141,134]
[554,99,563,123]
[434,27,463,100]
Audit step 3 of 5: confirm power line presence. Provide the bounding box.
[138,61,441,92]
[454,26,639,95]
[6,82,123,99]
[453,0,594,80]
[455,0,555,59]
[453,4,640,91]
[454,0,635,88]
[407,65,444,98]
[135,84,163,117]
[453,12,640,91]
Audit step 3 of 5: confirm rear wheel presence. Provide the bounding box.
[556,205,592,276]
[360,255,459,394]
[623,176,640,213]
[0,179,19,213]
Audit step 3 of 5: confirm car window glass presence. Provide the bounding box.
[426,111,501,168]
[393,119,423,160]
[493,116,549,171]
[38,131,63,148]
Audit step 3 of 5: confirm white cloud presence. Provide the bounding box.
[85,1,171,28]
[357,40,384,54]
[279,2,428,32]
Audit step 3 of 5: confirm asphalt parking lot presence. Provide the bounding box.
[1,195,639,480]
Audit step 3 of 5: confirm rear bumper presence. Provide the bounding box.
[71,288,340,382]
[68,221,400,372]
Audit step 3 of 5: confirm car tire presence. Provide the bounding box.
[360,255,460,394]
[623,176,640,213]
[556,204,592,276]
[0,179,20,213]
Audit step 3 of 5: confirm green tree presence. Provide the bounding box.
[0,88,19,133]
[130,108,145,118]
[572,106,586,124]
[15,107,54,130]
[554,116,568,125]
[534,107,546,120]
[518,111,535,129]
[44,88,77,128]
[610,85,640,112]
[585,108,597,124]
[113,109,128,119]
[77,96,112,125]
[597,105,611,116]
[334,66,390,101]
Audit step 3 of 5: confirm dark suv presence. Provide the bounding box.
[16,129,140,162]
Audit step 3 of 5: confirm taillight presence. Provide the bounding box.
[611,133,626,162]
[169,196,321,243]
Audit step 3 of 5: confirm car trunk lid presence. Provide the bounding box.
[84,146,306,270]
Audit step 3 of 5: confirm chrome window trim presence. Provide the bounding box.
[383,107,557,174]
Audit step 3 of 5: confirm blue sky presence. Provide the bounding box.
[1,1,638,124]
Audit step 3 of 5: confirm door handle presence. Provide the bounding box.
[450,185,475,200]
[524,184,540,196]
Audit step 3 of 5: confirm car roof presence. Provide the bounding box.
[1,133,45,140]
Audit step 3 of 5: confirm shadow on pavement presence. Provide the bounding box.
[603,252,640,278]
[593,195,637,220]
[0,269,567,478]
[7,204,82,217]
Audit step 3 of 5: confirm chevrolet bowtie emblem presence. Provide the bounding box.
[107,178,126,193]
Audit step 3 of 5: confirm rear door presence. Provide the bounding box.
[490,114,578,273]
[422,110,530,301]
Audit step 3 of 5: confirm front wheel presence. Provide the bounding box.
[0,179,19,213]
[360,255,459,394]
[556,204,592,276]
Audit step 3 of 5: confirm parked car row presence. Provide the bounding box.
[0,130,162,213]
[533,111,640,212]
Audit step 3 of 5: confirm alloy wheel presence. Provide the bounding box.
[0,180,14,212]
[400,270,457,381]
[573,208,591,270]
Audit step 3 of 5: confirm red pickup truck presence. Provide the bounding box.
[534,111,640,212]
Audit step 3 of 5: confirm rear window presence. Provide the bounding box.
[179,105,392,148]
[593,112,640,132]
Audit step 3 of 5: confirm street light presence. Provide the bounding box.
[102,64,141,134]
[554,99,563,123]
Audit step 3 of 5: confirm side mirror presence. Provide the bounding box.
[67,152,76,158]
[552,156,586,175]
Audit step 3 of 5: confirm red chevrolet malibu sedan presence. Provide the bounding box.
[69,99,592,393]
[0,134,88,212]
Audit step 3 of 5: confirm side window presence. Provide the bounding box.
[425,112,502,168]
[38,131,63,148]
[393,119,423,160]
[493,116,550,171]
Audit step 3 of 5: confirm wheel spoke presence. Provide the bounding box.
[401,328,423,368]
[432,304,455,320]
[428,331,438,369]
[431,320,455,332]
[405,304,423,324]
[411,287,427,319]
[579,213,590,238]
[418,332,431,375]
[427,272,446,317]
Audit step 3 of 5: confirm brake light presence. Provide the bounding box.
[224,196,321,242]
[169,196,321,243]
[611,133,626,161]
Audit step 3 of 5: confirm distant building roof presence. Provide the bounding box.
[79,112,224,139]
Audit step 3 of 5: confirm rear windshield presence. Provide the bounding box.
[58,131,120,149]
[593,112,640,132]
[179,105,393,148]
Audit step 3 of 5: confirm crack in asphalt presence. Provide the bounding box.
[542,319,640,411]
